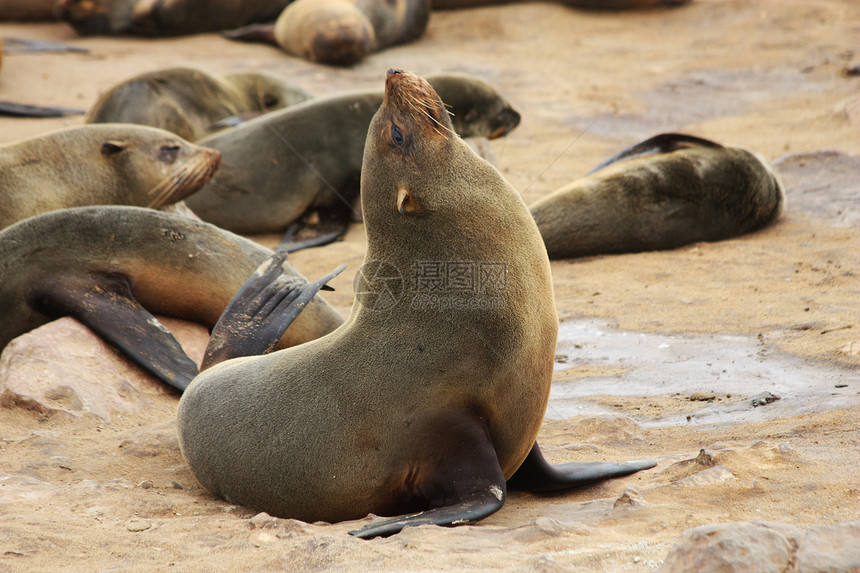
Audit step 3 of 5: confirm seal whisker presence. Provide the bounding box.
[147,155,212,209]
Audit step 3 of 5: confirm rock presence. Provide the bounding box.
[613,487,647,509]
[658,521,804,573]
[659,521,860,573]
[750,392,779,408]
[566,414,645,445]
[673,465,735,487]
[126,518,152,532]
[0,317,208,421]
[794,521,860,573]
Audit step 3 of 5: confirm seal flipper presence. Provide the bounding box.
[349,486,506,539]
[587,132,724,175]
[0,101,86,117]
[28,272,198,392]
[276,222,347,254]
[506,442,657,493]
[2,38,90,54]
[350,410,507,539]
[222,24,278,46]
[201,252,345,369]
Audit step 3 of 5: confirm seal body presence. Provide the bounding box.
[56,0,292,36]
[186,73,521,233]
[177,70,557,527]
[0,206,343,387]
[86,67,313,141]
[271,0,430,65]
[0,124,221,230]
[530,134,785,259]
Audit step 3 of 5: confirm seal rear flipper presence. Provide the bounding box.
[350,408,507,539]
[0,101,86,117]
[587,132,724,175]
[28,273,198,393]
[222,24,278,45]
[349,487,506,539]
[276,210,350,254]
[506,442,657,493]
[2,38,90,54]
[202,253,345,369]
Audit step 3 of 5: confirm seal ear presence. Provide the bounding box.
[101,140,129,156]
[397,186,417,214]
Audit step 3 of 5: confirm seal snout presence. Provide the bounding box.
[383,69,454,136]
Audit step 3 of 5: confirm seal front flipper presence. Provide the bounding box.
[506,442,657,493]
[202,253,345,369]
[28,272,198,393]
[587,132,723,175]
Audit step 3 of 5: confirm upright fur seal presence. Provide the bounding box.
[530,133,785,259]
[86,67,313,141]
[0,124,221,230]
[186,72,522,234]
[225,0,430,66]
[56,0,291,36]
[177,69,654,538]
[0,206,344,391]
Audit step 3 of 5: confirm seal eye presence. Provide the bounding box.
[158,144,181,163]
[263,94,279,109]
[391,124,404,147]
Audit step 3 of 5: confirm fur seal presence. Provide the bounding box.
[177,69,654,538]
[185,72,522,234]
[0,124,221,230]
[225,0,430,66]
[56,0,291,36]
[86,67,314,141]
[529,133,785,259]
[0,206,344,391]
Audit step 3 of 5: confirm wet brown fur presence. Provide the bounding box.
[530,145,785,259]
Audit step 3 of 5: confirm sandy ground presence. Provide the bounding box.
[1,0,858,570]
